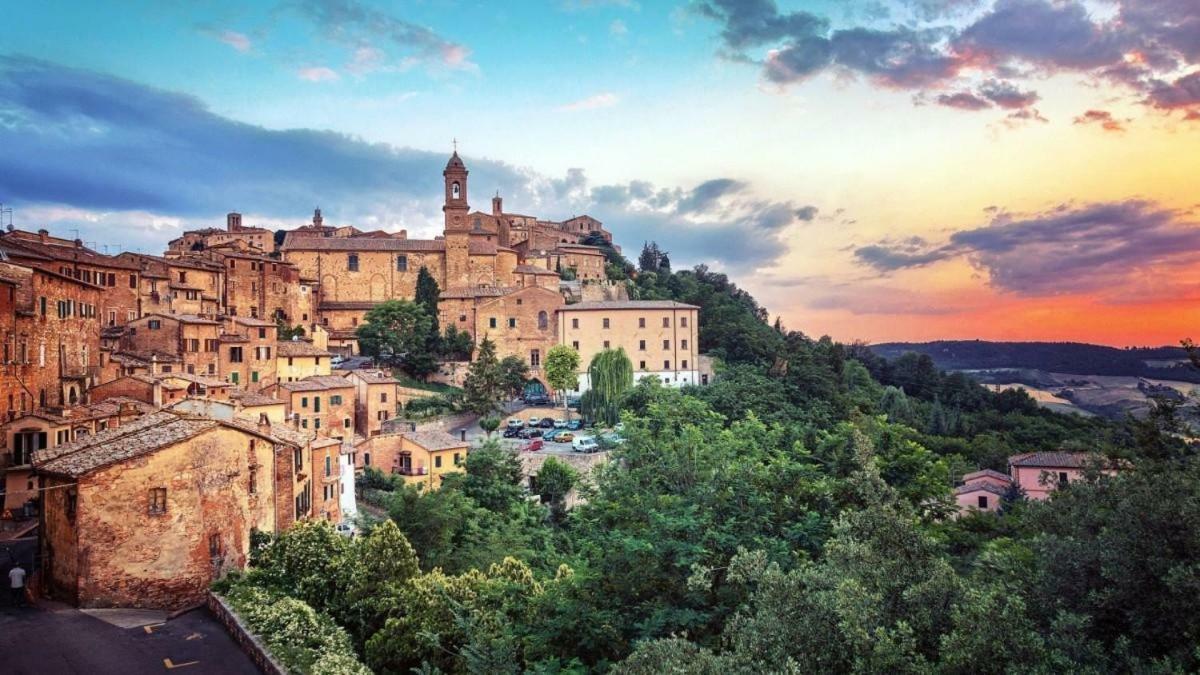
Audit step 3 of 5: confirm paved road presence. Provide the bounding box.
[0,601,260,675]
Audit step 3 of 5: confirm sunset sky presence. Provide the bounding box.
[4,0,1199,346]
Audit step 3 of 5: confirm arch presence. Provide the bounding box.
[537,310,548,330]
[321,275,338,301]
[451,182,461,199]
[369,274,387,301]
[66,385,79,406]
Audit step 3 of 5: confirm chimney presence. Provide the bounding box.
[150,354,158,375]
[258,412,271,435]
[227,212,242,232]
[38,229,49,244]
[74,239,83,248]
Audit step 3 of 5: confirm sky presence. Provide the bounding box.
[3,0,1200,347]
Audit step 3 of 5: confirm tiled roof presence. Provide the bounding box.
[139,312,220,325]
[560,300,700,311]
[34,412,218,477]
[277,340,331,357]
[1,232,142,269]
[961,469,1012,483]
[1009,452,1097,469]
[280,236,496,255]
[955,481,1009,497]
[222,416,310,448]
[348,370,399,384]
[441,286,513,299]
[229,391,283,407]
[10,397,155,426]
[403,430,467,452]
[513,265,559,276]
[226,316,277,328]
[318,301,378,310]
[278,375,354,392]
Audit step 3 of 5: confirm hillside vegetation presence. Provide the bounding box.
[218,247,1200,674]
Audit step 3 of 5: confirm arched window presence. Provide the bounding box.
[537,311,548,330]
[451,182,461,199]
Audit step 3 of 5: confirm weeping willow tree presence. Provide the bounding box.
[582,348,634,427]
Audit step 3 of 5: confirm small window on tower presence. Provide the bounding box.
[452,182,461,199]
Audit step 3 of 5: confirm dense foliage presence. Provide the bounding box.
[226,245,1198,673]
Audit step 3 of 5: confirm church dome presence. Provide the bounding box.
[445,151,466,172]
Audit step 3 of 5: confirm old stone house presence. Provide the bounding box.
[276,339,332,382]
[34,410,308,608]
[166,212,277,256]
[218,316,277,390]
[344,369,400,438]
[273,375,357,440]
[357,430,466,489]
[557,300,701,392]
[122,313,221,378]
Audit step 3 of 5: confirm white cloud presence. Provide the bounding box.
[217,30,252,53]
[557,92,619,112]
[610,19,628,36]
[297,66,340,82]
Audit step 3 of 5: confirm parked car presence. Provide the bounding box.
[502,426,522,438]
[528,416,541,426]
[523,394,550,406]
[507,418,524,429]
[518,428,543,439]
[538,418,556,429]
[552,419,568,429]
[572,436,599,452]
[566,397,581,410]
[566,419,583,431]
[520,439,544,452]
[552,431,575,443]
[334,522,357,538]
[330,355,345,366]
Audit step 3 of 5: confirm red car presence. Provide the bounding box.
[520,439,544,452]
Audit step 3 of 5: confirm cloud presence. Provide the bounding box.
[853,200,1200,298]
[290,0,476,73]
[557,92,619,111]
[609,19,628,36]
[297,66,339,82]
[695,0,1200,119]
[0,56,811,273]
[209,29,252,53]
[1073,109,1126,132]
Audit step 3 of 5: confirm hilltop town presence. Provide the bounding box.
[0,152,705,610]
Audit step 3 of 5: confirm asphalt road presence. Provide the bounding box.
[0,601,260,675]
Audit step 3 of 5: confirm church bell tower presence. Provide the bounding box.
[443,147,471,288]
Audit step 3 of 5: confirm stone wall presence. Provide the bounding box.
[207,593,287,675]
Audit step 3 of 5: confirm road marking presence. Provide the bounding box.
[185,632,202,641]
[144,623,165,634]
[163,658,199,669]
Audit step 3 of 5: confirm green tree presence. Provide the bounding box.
[441,324,474,361]
[499,355,530,400]
[582,348,633,427]
[276,321,306,341]
[544,345,581,418]
[480,416,501,437]
[459,441,525,513]
[355,299,435,377]
[414,265,442,355]
[463,336,506,415]
[534,457,578,523]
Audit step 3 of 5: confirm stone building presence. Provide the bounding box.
[357,430,466,489]
[273,375,357,440]
[276,339,332,382]
[118,253,225,317]
[557,300,701,393]
[344,369,400,438]
[33,410,311,608]
[121,313,222,378]
[310,437,342,522]
[441,285,564,380]
[166,212,277,255]
[218,316,277,390]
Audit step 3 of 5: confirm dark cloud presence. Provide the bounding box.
[0,56,814,272]
[1073,109,1126,132]
[696,0,1200,119]
[854,200,1200,297]
[937,91,992,110]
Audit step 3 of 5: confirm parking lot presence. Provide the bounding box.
[494,407,616,455]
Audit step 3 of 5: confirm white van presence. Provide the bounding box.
[572,436,599,452]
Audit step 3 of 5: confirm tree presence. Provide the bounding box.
[414,266,442,354]
[638,241,667,273]
[582,348,633,427]
[534,457,578,523]
[480,417,501,437]
[463,336,506,415]
[355,300,435,377]
[441,325,474,361]
[459,441,525,513]
[544,345,581,418]
[276,321,306,341]
[499,355,530,400]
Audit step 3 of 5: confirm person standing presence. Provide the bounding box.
[9,562,26,607]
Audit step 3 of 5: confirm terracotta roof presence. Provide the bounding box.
[441,286,512,299]
[222,416,310,448]
[276,340,331,357]
[34,412,218,477]
[348,370,399,385]
[225,316,277,328]
[514,265,559,276]
[0,231,142,269]
[9,397,155,426]
[318,301,377,310]
[955,481,1010,497]
[229,391,283,407]
[1008,452,1098,469]
[138,312,220,325]
[280,236,496,255]
[278,375,354,392]
[403,430,467,452]
[560,300,699,311]
[961,469,1012,484]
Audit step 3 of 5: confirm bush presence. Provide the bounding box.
[225,584,370,675]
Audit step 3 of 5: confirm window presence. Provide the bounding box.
[1058,471,1069,485]
[314,397,321,412]
[348,254,359,272]
[452,181,461,199]
[343,417,351,429]
[603,340,610,349]
[602,318,610,329]
[454,453,462,466]
[148,488,168,515]
[178,271,187,283]
[459,314,467,322]
[39,297,46,317]
[397,255,408,272]
[229,347,243,363]
[664,360,671,370]
[681,317,688,327]
[301,396,309,408]
[638,317,646,328]
[294,447,303,471]
[249,466,257,495]
[489,317,497,329]
[330,394,342,405]
[681,339,688,350]
[977,495,988,509]
[129,274,137,289]
[572,341,579,350]
[381,392,388,403]
[364,452,371,467]
[538,311,548,330]
[639,360,646,370]
[530,349,541,367]
[251,371,259,383]
[508,318,517,329]
[230,372,239,384]
[435,455,443,468]
[209,533,222,558]
[572,318,579,329]
[638,340,646,351]
[258,328,267,339]
[663,339,670,350]
[663,317,670,328]
[325,456,332,477]
[682,360,689,369]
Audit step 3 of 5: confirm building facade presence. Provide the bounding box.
[557,301,701,393]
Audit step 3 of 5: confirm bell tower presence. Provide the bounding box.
[443,147,471,288]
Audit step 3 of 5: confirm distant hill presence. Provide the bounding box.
[869,340,1200,383]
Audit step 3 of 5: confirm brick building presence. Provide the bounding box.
[276,339,332,382]
[122,314,222,378]
[357,430,466,489]
[219,316,277,390]
[34,410,307,608]
[166,212,277,255]
[344,369,400,437]
[273,375,357,439]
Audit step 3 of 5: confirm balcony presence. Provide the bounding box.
[394,465,427,476]
[61,365,100,380]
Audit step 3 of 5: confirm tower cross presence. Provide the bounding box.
[453,137,457,152]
